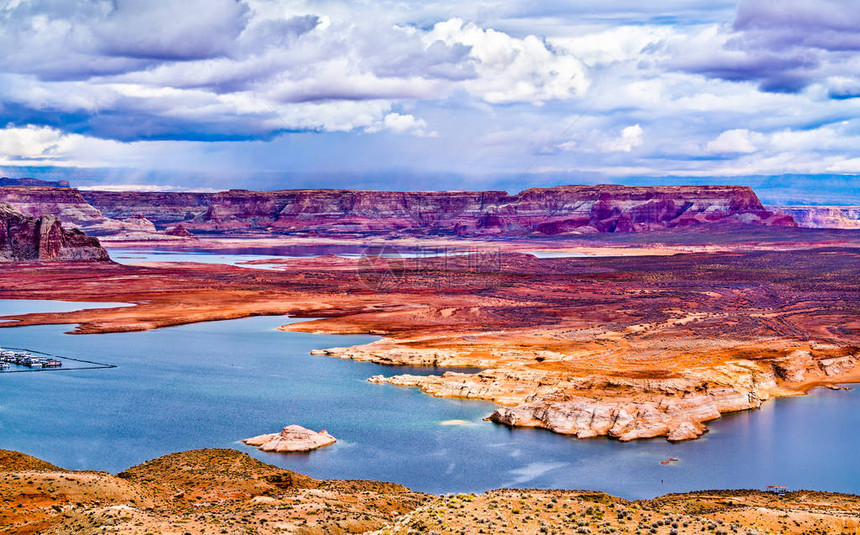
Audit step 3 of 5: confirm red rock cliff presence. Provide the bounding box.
[0,203,109,262]
[81,184,794,236]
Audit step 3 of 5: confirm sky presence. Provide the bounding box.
[0,0,858,203]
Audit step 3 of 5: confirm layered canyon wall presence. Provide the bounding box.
[81,185,794,236]
[0,184,796,237]
[0,203,109,261]
[776,206,860,229]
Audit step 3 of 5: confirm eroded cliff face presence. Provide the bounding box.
[0,187,166,237]
[0,187,109,227]
[317,342,859,443]
[82,191,211,227]
[82,185,795,236]
[776,206,860,229]
[0,203,109,262]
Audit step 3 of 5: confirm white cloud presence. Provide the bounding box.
[366,113,436,137]
[426,18,589,104]
[0,124,194,168]
[601,124,643,152]
[706,129,758,154]
[550,25,677,66]
[826,158,860,173]
[0,124,71,160]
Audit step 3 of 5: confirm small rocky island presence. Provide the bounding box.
[242,425,336,453]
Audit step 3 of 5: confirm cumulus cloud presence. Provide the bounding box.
[366,113,436,137]
[550,25,677,66]
[0,1,590,141]
[0,124,131,166]
[427,18,588,103]
[601,124,644,152]
[95,0,251,61]
[706,129,758,153]
[826,158,860,173]
[0,124,71,160]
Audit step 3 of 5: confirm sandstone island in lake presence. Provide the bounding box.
[243,425,337,452]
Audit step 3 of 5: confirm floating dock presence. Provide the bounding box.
[0,347,115,373]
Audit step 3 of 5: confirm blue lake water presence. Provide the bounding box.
[0,299,858,499]
[107,245,474,269]
[0,299,131,316]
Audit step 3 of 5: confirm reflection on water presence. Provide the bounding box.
[108,244,467,269]
[0,299,857,499]
[0,299,131,316]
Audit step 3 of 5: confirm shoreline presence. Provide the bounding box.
[307,336,860,442]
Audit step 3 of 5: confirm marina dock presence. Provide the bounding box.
[0,347,115,373]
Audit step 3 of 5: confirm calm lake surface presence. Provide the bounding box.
[0,299,858,499]
[108,244,471,269]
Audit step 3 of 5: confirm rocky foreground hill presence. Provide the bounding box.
[0,203,109,262]
[1,448,857,534]
[0,184,795,238]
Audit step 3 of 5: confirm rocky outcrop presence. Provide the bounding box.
[81,185,795,236]
[242,425,336,452]
[0,187,112,229]
[0,187,165,237]
[0,203,109,262]
[775,206,860,229]
[163,223,196,238]
[346,343,858,442]
[488,390,748,442]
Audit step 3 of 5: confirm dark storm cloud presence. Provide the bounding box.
[94,0,251,61]
[675,0,860,95]
[733,0,860,50]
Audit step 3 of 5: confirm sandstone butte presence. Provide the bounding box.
[0,202,109,262]
[3,448,859,534]
[0,184,797,239]
[242,425,337,453]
